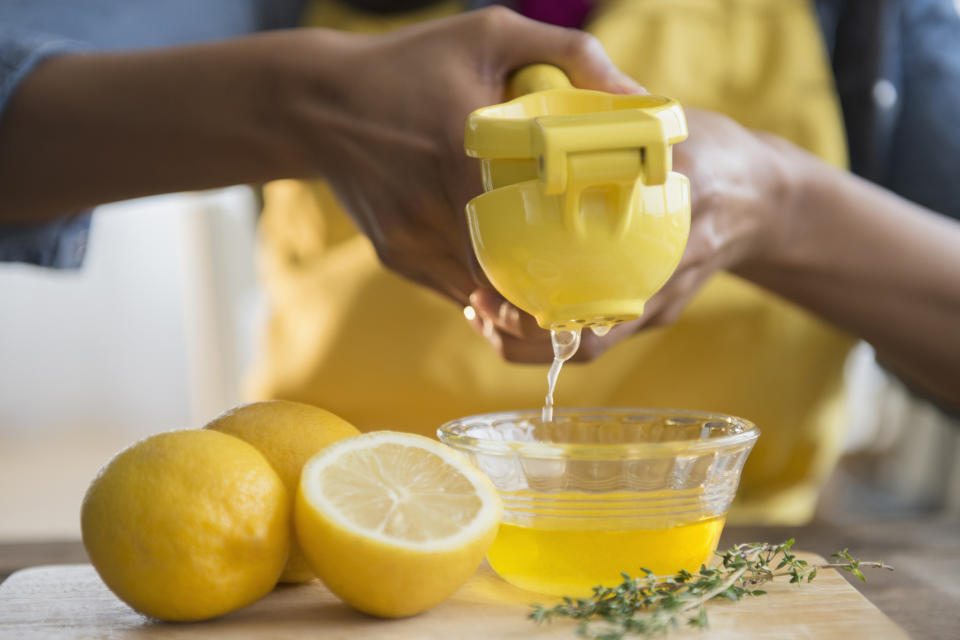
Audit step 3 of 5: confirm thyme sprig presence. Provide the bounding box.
[529,539,893,639]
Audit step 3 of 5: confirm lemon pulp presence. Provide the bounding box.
[487,516,725,597]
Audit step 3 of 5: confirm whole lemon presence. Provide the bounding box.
[81,430,289,621]
[204,400,360,582]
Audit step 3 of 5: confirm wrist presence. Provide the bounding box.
[270,29,364,179]
[734,134,816,274]
[244,31,332,179]
[766,146,828,272]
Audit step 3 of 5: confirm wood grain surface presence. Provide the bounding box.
[0,554,907,639]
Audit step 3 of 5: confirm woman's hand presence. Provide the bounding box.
[289,7,643,305]
[623,109,790,330]
[466,108,789,362]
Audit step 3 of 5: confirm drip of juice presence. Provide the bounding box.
[590,325,611,337]
[542,328,581,423]
[487,516,725,597]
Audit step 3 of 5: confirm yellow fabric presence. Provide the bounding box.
[248,0,854,525]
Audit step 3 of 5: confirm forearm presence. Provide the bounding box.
[741,150,960,410]
[0,31,320,223]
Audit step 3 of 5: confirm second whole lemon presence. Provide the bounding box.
[81,430,289,621]
[204,399,360,582]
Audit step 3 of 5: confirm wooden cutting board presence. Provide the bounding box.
[0,554,906,639]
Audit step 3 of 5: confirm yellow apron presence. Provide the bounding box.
[247,0,853,525]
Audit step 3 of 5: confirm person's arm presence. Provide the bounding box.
[0,8,639,299]
[664,111,960,411]
[738,142,960,411]
[0,31,311,224]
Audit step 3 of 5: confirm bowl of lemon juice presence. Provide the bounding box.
[438,408,758,597]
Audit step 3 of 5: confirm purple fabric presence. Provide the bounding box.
[517,0,595,29]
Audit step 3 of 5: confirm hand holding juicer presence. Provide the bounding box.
[464,65,691,331]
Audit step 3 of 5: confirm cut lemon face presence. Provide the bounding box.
[294,431,501,618]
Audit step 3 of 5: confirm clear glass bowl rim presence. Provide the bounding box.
[438,407,759,460]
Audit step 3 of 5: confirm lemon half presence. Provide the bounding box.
[294,431,501,618]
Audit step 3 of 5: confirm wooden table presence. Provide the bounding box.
[2,518,957,638]
[721,518,959,638]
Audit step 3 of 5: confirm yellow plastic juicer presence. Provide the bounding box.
[464,64,691,330]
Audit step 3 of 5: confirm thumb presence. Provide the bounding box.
[484,8,645,95]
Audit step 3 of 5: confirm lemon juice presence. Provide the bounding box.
[541,323,615,422]
[542,329,581,422]
[487,516,725,597]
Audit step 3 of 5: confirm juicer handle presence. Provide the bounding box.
[507,64,572,99]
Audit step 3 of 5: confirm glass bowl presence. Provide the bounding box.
[438,408,759,596]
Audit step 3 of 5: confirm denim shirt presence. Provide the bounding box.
[1,0,959,267]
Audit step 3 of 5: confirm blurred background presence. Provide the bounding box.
[0,188,262,540]
[1,189,957,542]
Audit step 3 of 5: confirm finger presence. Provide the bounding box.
[463,303,490,338]
[391,251,475,307]
[482,8,645,95]
[441,155,494,290]
[635,264,710,331]
[468,288,505,326]
[497,323,632,364]
[462,308,554,363]
[424,253,478,306]
[496,330,555,364]
[469,288,542,338]
[343,179,476,306]
[474,314,645,364]
[626,216,714,329]
[468,313,506,355]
